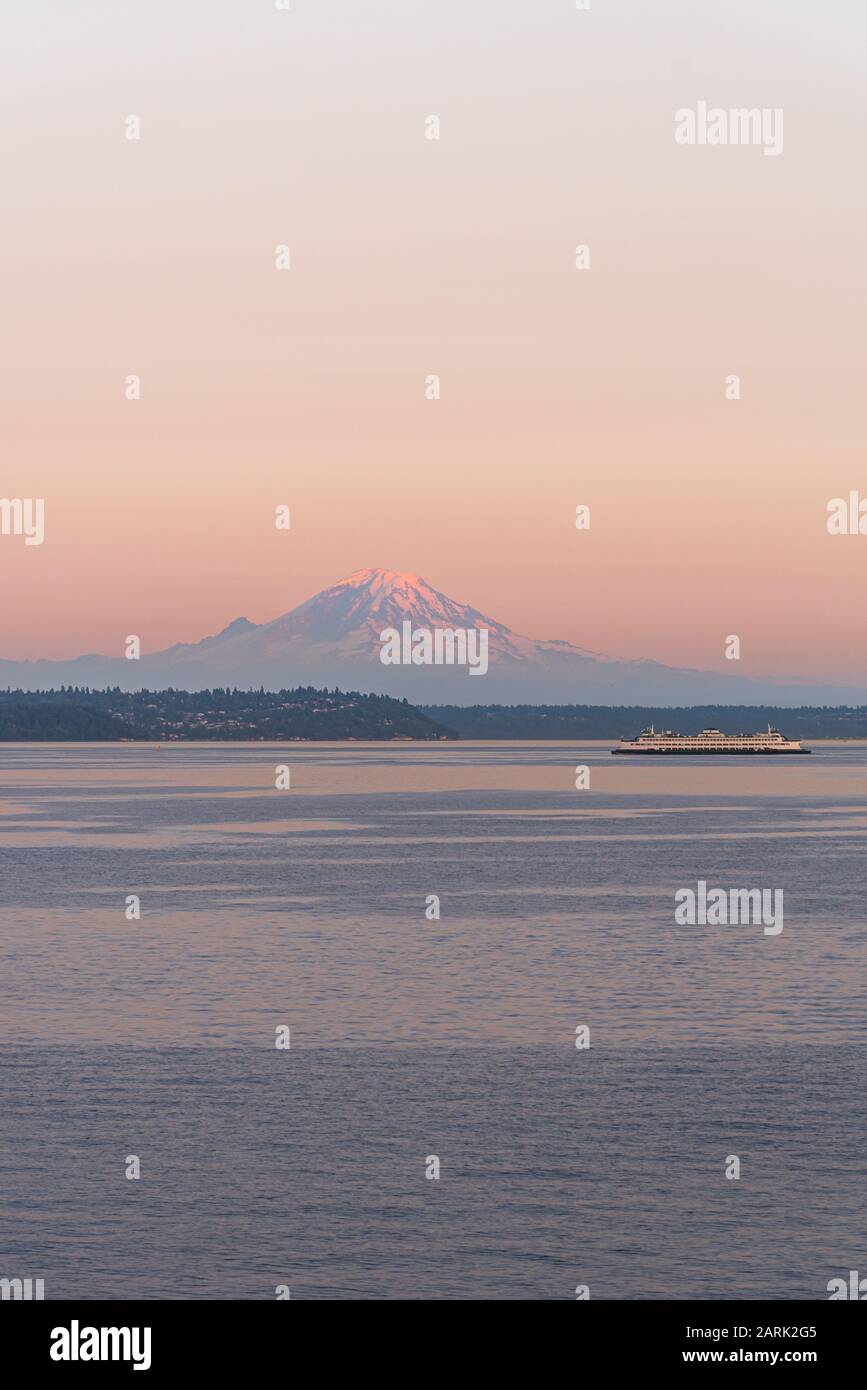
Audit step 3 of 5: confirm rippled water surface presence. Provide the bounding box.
[1,742,865,1297]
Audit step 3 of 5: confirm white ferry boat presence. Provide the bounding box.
[611,724,810,755]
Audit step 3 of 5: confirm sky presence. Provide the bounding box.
[1,0,865,681]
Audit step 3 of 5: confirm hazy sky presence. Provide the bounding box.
[1,1,865,680]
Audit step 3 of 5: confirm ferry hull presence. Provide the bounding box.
[611,747,810,755]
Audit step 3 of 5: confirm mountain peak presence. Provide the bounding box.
[216,616,257,637]
[337,568,430,594]
[264,567,506,646]
[196,616,259,648]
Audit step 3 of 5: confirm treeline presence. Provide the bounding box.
[421,703,867,739]
[6,691,866,742]
[0,687,453,741]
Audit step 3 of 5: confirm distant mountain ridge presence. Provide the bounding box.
[3,568,866,706]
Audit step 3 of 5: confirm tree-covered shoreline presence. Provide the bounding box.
[421,703,867,740]
[4,690,867,742]
[0,687,454,741]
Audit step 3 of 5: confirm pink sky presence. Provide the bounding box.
[1,1,865,681]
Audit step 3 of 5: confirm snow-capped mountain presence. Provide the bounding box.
[236,568,602,668]
[3,568,865,705]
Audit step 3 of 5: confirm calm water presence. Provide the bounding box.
[1,741,866,1298]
